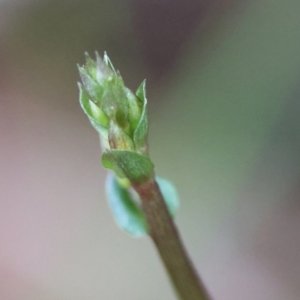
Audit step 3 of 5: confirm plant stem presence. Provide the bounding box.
[132,177,211,300]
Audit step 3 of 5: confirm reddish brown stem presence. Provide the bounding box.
[132,177,211,300]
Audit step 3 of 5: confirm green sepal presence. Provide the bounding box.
[125,87,143,134]
[106,174,148,237]
[156,176,180,217]
[89,100,109,127]
[78,83,108,135]
[101,150,154,183]
[83,52,97,80]
[78,66,104,103]
[108,120,135,151]
[134,80,148,151]
[102,85,129,129]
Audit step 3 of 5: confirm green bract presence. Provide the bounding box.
[102,150,154,183]
[78,52,151,182]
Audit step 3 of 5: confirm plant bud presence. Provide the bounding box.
[78,53,149,154]
[78,53,155,183]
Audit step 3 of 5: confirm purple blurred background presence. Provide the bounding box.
[1,1,300,299]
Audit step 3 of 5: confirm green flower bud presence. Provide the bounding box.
[78,52,152,182]
[78,52,148,154]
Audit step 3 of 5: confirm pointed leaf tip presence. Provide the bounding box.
[136,80,146,104]
[134,80,148,151]
[103,52,117,74]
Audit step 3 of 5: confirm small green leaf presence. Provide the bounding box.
[134,80,148,151]
[102,150,154,182]
[78,66,104,103]
[89,100,109,127]
[156,176,180,217]
[78,83,107,135]
[106,174,147,237]
[125,87,143,133]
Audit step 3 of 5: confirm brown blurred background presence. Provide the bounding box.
[1,0,300,299]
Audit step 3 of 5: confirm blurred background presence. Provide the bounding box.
[1,0,300,299]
